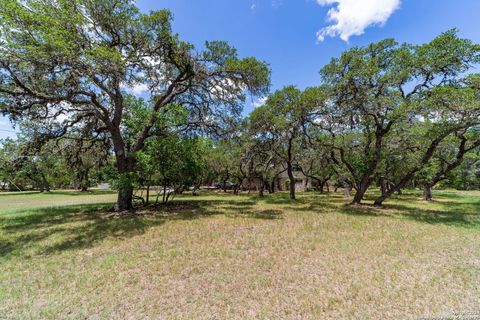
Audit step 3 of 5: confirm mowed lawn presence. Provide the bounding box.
[0,190,479,319]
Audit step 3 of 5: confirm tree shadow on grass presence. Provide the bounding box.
[185,198,283,220]
[387,202,480,228]
[0,197,276,258]
[338,205,392,218]
[3,191,476,258]
[338,200,480,229]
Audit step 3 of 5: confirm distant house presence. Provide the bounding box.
[277,170,311,192]
[96,183,110,190]
[244,170,311,193]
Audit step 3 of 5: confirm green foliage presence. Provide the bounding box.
[313,30,480,203]
[134,133,208,202]
[0,0,270,209]
[0,8,479,208]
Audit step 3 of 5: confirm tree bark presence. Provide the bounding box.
[379,177,387,197]
[80,168,89,192]
[146,179,151,205]
[343,183,351,198]
[258,177,264,197]
[114,152,135,211]
[116,183,134,211]
[287,137,296,200]
[352,183,366,204]
[110,121,136,211]
[287,165,296,200]
[222,170,230,193]
[423,183,433,201]
[41,173,50,192]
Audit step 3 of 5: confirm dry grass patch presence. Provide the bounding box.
[0,190,479,319]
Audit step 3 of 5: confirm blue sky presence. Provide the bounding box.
[1,0,480,139]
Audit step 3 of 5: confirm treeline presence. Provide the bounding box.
[0,0,479,210]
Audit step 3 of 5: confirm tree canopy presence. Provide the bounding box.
[0,0,270,210]
[0,1,479,208]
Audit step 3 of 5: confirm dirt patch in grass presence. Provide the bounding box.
[100,202,201,218]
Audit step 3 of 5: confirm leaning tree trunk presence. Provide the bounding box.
[423,183,433,201]
[352,184,366,204]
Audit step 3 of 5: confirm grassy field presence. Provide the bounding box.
[0,189,479,319]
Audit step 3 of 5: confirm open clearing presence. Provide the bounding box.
[1,190,479,319]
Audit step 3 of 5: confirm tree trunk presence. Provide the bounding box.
[258,178,264,197]
[287,163,296,200]
[344,124,390,205]
[114,154,134,211]
[343,183,351,198]
[116,183,133,211]
[266,179,273,194]
[319,181,326,194]
[373,130,469,206]
[162,183,167,204]
[379,177,387,197]
[78,168,89,192]
[192,182,201,196]
[286,136,296,200]
[423,184,433,201]
[41,173,50,192]
[222,172,229,193]
[146,180,151,205]
[352,184,366,204]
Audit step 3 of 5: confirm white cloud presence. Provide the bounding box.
[250,3,257,10]
[316,0,400,42]
[253,96,268,108]
[121,83,149,96]
[130,83,149,95]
